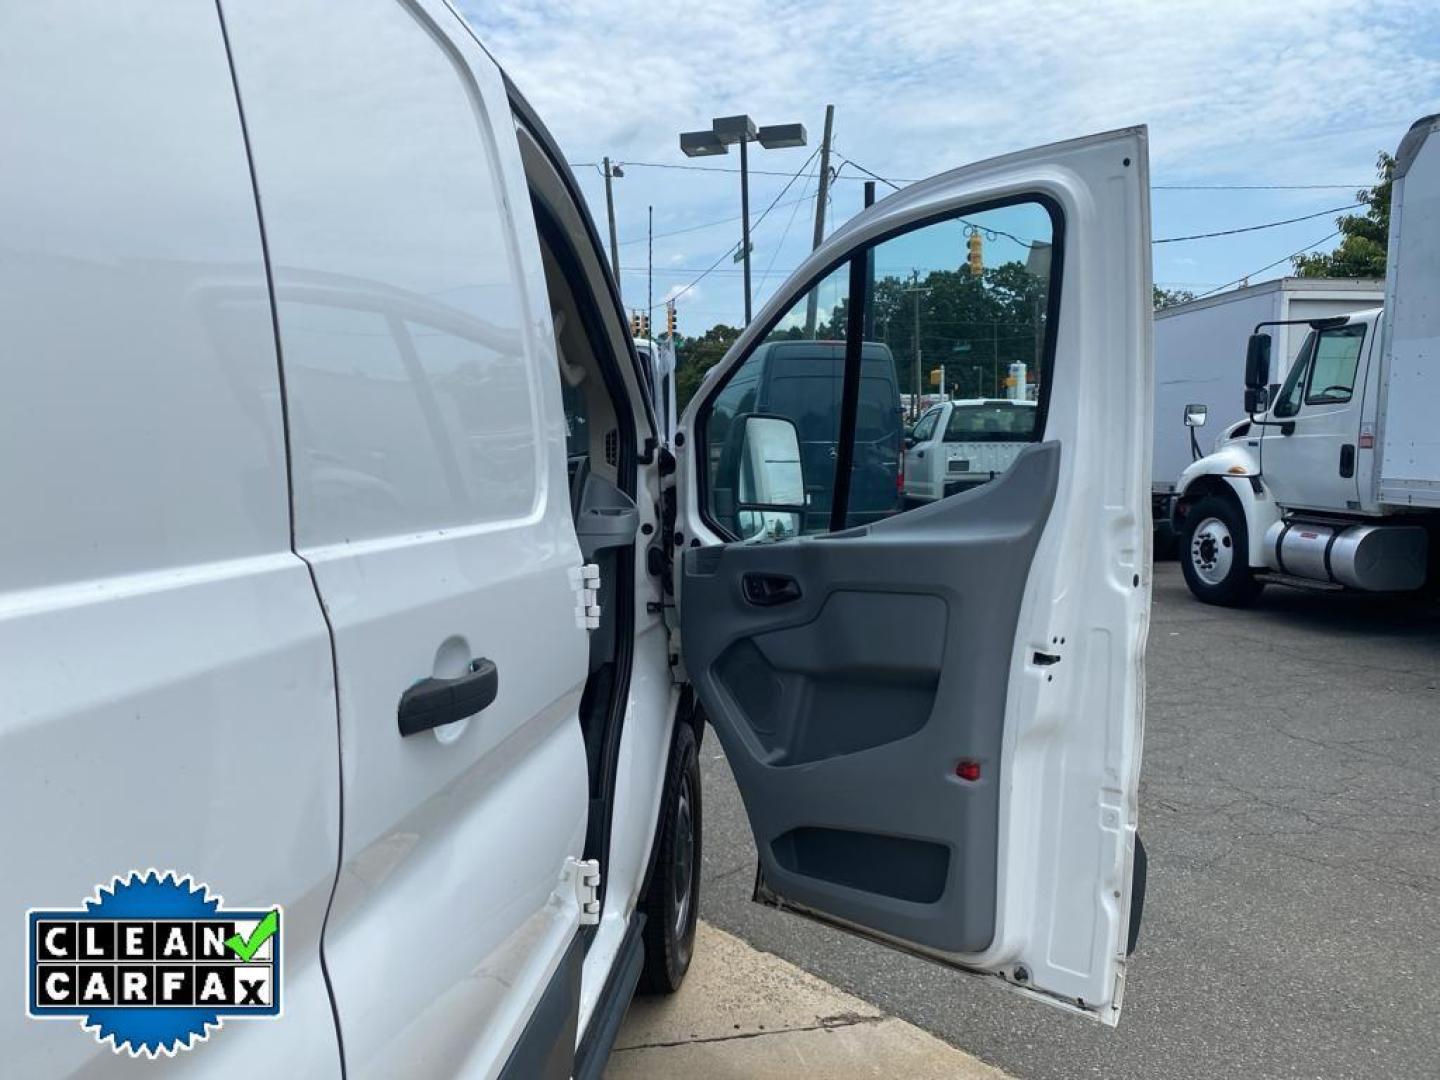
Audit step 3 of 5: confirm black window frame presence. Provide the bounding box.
[1272,331,1315,419]
[694,193,1066,542]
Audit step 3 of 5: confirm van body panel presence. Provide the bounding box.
[0,3,341,1073]
[221,0,591,1073]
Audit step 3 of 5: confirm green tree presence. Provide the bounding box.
[869,261,1047,400]
[1293,151,1394,279]
[674,323,741,408]
[1153,285,1195,310]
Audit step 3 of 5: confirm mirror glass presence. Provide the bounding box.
[1184,403,1208,427]
[1244,333,1272,389]
[735,414,805,540]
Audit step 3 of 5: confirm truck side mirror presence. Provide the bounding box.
[734,414,807,540]
[1183,403,1208,428]
[1244,387,1269,415]
[1244,333,1271,389]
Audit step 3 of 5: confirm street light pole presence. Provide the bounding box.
[680,114,807,327]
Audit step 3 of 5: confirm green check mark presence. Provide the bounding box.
[225,910,279,962]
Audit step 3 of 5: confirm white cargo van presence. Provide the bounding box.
[1,2,1153,1075]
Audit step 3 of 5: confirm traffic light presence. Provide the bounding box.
[966,231,983,277]
[666,301,677,337]
[629,311,642,338]
[640,312,651,338]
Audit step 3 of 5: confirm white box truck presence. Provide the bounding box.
[1152,277,1383,543]
[1171,113,1440,604]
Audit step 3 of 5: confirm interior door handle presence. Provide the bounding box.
[397,658,498,737]
[742,573,802,607]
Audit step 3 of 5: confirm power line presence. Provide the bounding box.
[651,146,821,310]
[1193,231,1342,298]
[617,194,814,247]
[1154,203,1361,243]
[758,158,820,303]
[571,157,1368,190]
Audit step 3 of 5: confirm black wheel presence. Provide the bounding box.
[1180,494,1263,607]
[637,721,701,995]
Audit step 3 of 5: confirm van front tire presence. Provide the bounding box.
[637,721,701,995]
[1180,495,1262,607]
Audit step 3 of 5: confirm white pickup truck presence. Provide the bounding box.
[1172,113,1440,605]
[903,397,1039,503]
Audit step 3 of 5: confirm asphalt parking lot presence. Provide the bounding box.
[698,560,1440,1079]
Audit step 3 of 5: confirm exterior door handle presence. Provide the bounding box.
[397,658,498,736]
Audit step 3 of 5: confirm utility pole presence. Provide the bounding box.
[993,320,1000,396]
[647,204,653,331]
[602,157,622,286]
[738,138,752,324]
[900,270,930,420]
[804,105,836,337]
[913,273,923,418]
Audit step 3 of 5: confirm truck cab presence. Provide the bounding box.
[1172,114,1440,607]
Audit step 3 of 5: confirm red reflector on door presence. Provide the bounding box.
[1359,433,1375,449]
[955,760,982,782]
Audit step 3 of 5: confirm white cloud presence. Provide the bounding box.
[459,0,1440,320]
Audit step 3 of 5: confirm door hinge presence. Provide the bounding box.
[564,857,601,924]
[569,563,601,631]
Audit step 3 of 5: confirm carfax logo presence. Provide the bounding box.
[27,870,281,1057]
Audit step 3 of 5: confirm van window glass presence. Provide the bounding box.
[1305,323,1366,405]
[703,264,850,539]
[850,200,1054,526]
[699,199,1056,539]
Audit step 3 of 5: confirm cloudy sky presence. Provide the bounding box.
[459,0,1440,331]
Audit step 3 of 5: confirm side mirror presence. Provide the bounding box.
[734,414,807,540]
[1244,387,1269,415]
[1244,333,1271,389]
[1183,403,1208,428]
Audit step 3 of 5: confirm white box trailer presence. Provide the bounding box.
[1151,277,1384,534]
[1377,116,1440,509]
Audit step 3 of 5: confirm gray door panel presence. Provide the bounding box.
[682,442,1059,953]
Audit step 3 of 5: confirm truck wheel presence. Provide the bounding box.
[1180,495,1262,607]
[638,721,701,995]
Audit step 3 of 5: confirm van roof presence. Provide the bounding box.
[750,339,896,364]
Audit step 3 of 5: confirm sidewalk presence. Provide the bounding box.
[605,922,1011,1079]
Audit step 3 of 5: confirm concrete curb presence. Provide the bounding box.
[605,921,1012,1079]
